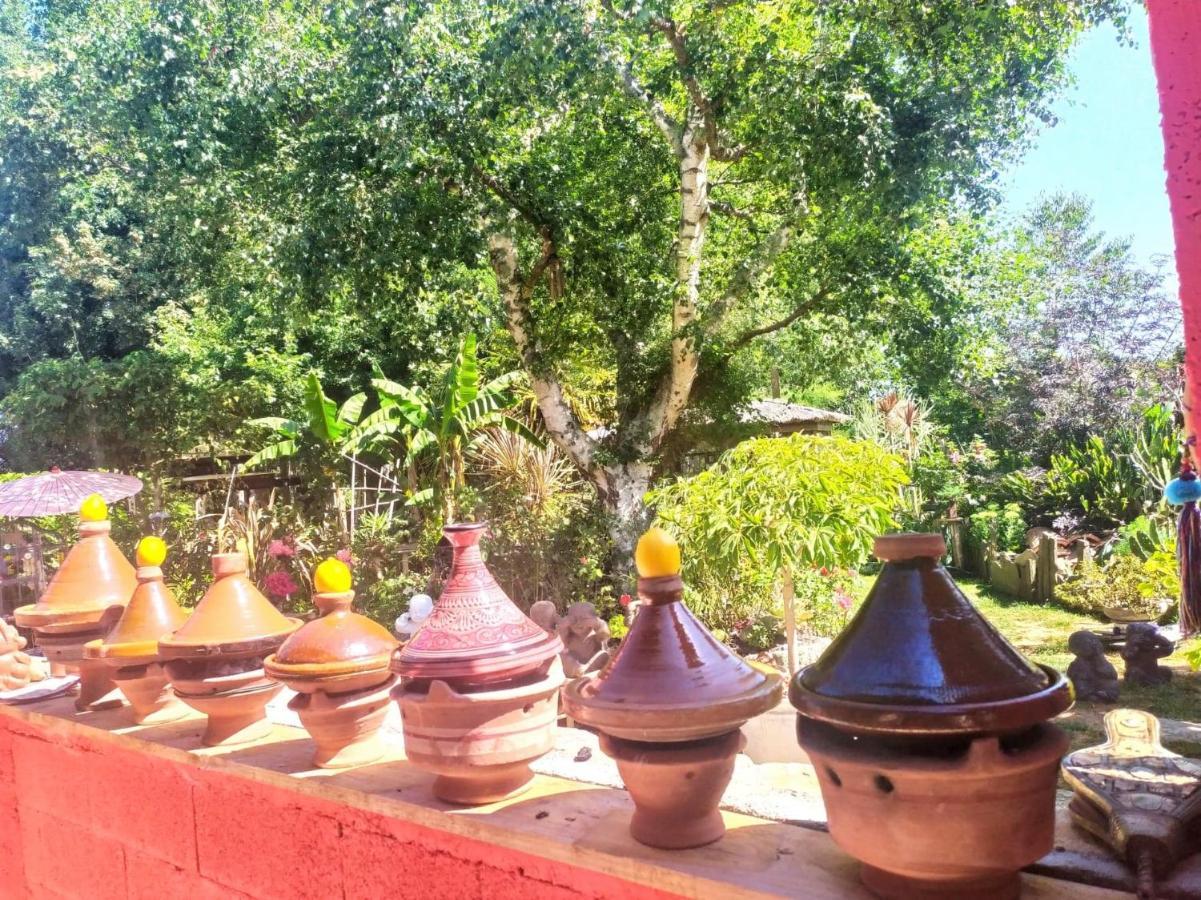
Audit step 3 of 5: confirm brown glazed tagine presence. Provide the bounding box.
[791,533,1074,900]
[563,527,783,850]
[83,536,190,724]
[265,558,399,768]
[159,552,300,747]
[392,522,565,804]
[14,493,135,710]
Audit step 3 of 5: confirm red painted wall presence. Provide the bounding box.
[1147,0,1201,448]
[0,711,677,899]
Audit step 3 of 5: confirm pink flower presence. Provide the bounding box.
[262,570,299,598]
[619,593,632,608]
[335,548,353,567]
[579,557,589,565]
[819,566,829,577]
[835,590,853,611]
[267,539,295,559]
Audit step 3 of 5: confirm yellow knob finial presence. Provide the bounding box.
[314,557,352,594]
[136,536,167,567]
[635,526,681,577]
[79,493,108,522]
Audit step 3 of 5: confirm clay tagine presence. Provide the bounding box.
[392,522,565,804]
[790,533,1074,900]
[159,552,301,747]
[14,493,136,710]
[83,536,190,724]
[563,527,783,850]
[265,558,399,768]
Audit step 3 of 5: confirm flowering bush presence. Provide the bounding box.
[262,570,300,600]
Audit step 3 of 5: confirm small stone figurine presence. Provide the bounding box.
[1121,623,1174,687]
[1067,630,1120,702]
[529,600,611,678]
[0,619,44,692]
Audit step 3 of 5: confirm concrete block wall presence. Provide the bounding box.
[0,711,675,900]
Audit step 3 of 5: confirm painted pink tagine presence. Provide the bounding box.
[265,558,399,768]
[563,527,783,849]
[391,522,565,804]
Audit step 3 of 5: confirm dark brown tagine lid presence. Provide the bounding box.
[790,532,1072,736]
[158,552,300,658]
[392,523,562,686]
[266,559,397,684]
[85,537,189,663]
[563,527,782,742]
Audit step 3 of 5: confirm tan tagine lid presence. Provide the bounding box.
[14,494,135,630]
[85,537,188,664]
[159,552,300,658]
[391,523,562,686]
[563,528,782,742]
[266,559,397,688]
[790,532,1072,736]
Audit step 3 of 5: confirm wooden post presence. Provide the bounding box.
[781,567,796,676]
[1035,534,1057,604]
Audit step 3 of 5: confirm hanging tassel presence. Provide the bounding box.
[1166,468,1201,638]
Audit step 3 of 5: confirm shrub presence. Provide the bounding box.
[966,503,1027,554]
[648,434,906,635]
[1057,555,1177,620]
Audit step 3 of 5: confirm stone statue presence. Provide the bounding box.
[0,619,44,692]
[1121,623,1174,687]
[1066,630,1120,702]
[556,601,611,678]
[529,600,558,635]
[394,593,434,643]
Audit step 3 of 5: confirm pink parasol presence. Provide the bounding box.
[0,468,143,518]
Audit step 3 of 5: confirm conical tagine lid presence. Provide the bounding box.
[790,533,1072,735]
[267,559,397,682]
[88,537,188,661]
[392,523,562,685]
[563,528,782,742]
[159,552,300,657]
[14,496,135,629]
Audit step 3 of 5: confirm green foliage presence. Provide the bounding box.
[649,434,906,631]
[1107,514,1176,562]
[1058,555,1177,621]
[245,373,366,468]
[359,572,428,630]
[607,613,629,642]
[966,503,1027,554]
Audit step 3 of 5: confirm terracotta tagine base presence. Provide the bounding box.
[167,665,282,747]
[799,718,1069,900]
[600,729,745,849]
[111,662,189,725]
[288,675,397,769]
[396,658,564,805]
[37,628,123,711]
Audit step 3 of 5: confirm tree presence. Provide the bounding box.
[347,333,540,521]
[929,194,1180,464]
[307,0,1125,555]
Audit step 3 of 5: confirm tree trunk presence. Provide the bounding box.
[597,461,654,576]
[781,567,797,676]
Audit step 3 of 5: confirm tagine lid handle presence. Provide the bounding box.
[790,531,1072,734]
[96,538,189,659]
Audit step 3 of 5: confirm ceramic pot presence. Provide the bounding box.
[790,533,1073,900]
[395,657,564,804]
[392,523,562,688]
[600,730,746,850]
[563,531,781,849]
[159,553,300,747]
[84,559,191,724]
[14,520,135,710]
[289,676,397,768]
[266,584,399,769]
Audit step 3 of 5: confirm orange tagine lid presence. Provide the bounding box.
[85,537,188,663]
[266,559,397,686]
[562,528,782,742]
[14,495,135,630]
[158,552,300,658]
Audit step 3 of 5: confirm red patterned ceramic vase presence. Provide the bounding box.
[392,523,562,686]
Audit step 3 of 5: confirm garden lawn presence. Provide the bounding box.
[955,577,1201,754]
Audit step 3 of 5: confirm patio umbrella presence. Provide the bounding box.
[0,468,143,518]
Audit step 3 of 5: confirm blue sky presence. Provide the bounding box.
[999,5,1175,277]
